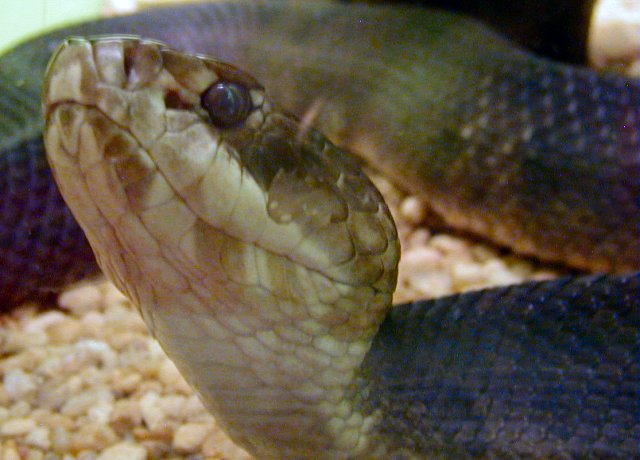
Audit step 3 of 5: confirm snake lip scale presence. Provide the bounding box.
[2,1,640,458]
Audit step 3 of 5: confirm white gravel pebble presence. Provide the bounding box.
[399,196,429,224]
[3,368,36,399]
[139,392,167,431]
[22,310,66,333]
[1,417,36,436]
[24,426,51,450]
[58,282,105,314]
[61,389,114,418]
[172,422,211,452]
[1,443,21,460]
[400,246,443,270]
[96,442,147,460]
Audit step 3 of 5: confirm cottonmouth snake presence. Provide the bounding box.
[1,1,639,458]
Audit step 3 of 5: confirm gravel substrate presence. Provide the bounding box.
[0,172,559,460]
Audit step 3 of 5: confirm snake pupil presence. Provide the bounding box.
[201,81,252,128]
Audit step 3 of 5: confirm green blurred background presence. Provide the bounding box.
[0,0,104,52]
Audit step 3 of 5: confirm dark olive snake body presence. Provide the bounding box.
[1,1,639,458]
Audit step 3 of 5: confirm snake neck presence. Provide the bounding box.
[128,233,395,459]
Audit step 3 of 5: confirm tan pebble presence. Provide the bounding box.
[24,426,51,450]
[9,400,32,417]
[0,406,9,422]
[147,340,167,358]
[136,380,164,394]
[158,360,191,394]
[481,257,507,273]
[106,315,147,339]
[505,258,536,278]
[107,332,140,351]
[81,311,107,336]
[429,234,470,256]
[1,417,36,436]
[395,224,413,245]
[110,400,142,434]
[37,377,83,410]
[24,407,50,422]
[533,270,560,281]
[58,282,104,314]
[399,196,428,224]
[47,319,84,344]
[22,311,66,333]
[133,425,174,444]
[451,261,485,288]
[132,426,160,442]
[1,441,21,460]
[3,368,37,399]
[172,422,211,452]
[103,284,130,307]
[403,271,453,299]
[368,173,401,203]
[37,412,75,430]
[26,449,45,460]
[73,339,118,368]
[2,348,46,375]
[400,246,443,271]
[201,426,252,460]
[117,340,154,368]
[181,395,209,420]
[136,440,170,459]
[51,426,71,452]
[33,354,64,379]
[628,60,640,78]
[1,330,48,353]
[61,389,114,418]
[482,259,523,286]
[0,385,10,407]
[470,244,499,262]
[70,423,119,452]
[110,371,143,393]
[140,392,167,431]
[157,395,187,418]
[132,349,166,377]
[117,309,145,331]
[96,442,147,460]
[103,297,133,315]
[87,399,115,425]
[76,451,99,460]
[404,228,431,248]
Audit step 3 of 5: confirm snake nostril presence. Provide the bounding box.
[120,41,163,87]
[164,89,191,110]
[123,52,134,80]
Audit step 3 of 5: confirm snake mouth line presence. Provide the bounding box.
[46,101,396,297]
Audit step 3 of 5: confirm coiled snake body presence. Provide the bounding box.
[1,1,639,458]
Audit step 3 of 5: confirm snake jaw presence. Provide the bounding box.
[43,36,401,458]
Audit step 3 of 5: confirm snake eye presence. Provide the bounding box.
[201,81,252,128]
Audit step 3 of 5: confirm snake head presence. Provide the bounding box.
[43,34,399,292]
